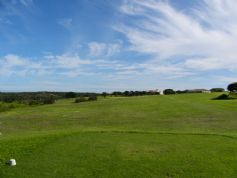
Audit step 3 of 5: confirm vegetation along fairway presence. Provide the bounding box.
[0,93,237,177]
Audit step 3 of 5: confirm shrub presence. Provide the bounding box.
[88,95,97,101]
[28,100,41,106]
[75,97,87,103]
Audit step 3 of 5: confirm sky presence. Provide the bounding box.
[0,0,237,92]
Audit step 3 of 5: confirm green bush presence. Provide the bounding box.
[88,95,97,101]
[28,100,42,106]
[75,97,87,103]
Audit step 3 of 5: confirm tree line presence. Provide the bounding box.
[109,90,160,97]
[0,83,236,106]
[163,88,225,95]
[0,92,98,105]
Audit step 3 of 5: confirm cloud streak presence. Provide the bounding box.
[0,53,133,78]
[88,42,122,57]
[1,0,237,91]
[116,0,237,74]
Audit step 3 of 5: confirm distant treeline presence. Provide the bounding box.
[176,88,225,94]
[0,87,227,106]
[0,91,160,105]
[163,88,225,95]
[106,88,224,96]
[109,91,160,97]
[0,92,98,105]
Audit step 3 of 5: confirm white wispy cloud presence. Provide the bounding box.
[0,53,129,78]
[0,54,48,76]
[88,42,106,56]
[88,41,122,57]
[3,54,27,67]
[45,54,93,69]
[116,0,237,74]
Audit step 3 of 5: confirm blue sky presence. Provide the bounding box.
[0,0,236,92]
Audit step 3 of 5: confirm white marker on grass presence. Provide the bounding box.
[9,159,16,166]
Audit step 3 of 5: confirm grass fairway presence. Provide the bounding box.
[0,93,237,177]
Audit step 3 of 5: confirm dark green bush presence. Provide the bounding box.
[75,97,87,103]
[88,95,97,101]
[28,100,42,106]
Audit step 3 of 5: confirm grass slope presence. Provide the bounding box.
[0,93,237,177]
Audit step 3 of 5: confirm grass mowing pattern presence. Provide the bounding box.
[0,93,237,177]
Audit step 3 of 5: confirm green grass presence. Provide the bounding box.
[0,93,237,177]
[0,102,25,113]
[230,92,237,99]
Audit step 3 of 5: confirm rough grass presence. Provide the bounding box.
[0,93,237,177]
[0,102,25,113]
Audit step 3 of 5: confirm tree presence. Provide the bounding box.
[112,91,122,96]
[30,93,56,105]
[65,92,77,98]
[227,82,237,92]
[102,92,107,98]
[176,90,187,94]
[210,88,225,92]
[123,91,130,96]
[163,89,176,95]
[41,94,56,104]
